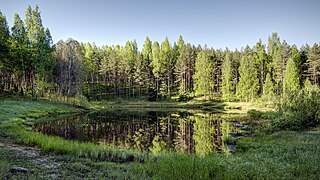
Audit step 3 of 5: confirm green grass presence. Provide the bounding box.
[89,97,274,115]
[0,97,319,179]
[0,98,145,163]
[143,129,320,179]
[0,145,148,179]
[2,122,145,163]
[0,97,81,123]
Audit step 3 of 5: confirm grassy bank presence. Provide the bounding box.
[0,142,147,179]
[0,98,146,161]
[1,98,319,178]
[142,129,320,179]
[0,97,81,123]
[89,97,274,113]
[0,98,150,178]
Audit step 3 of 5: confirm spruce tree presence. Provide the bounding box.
[262,73,274,101]
[236,56,259,102]
[151,41,161,99]
[221,51,234,101]
[0,11,10,93]
[193,51,213,99]
[284,58,300,94]
[160,37,173,97]
[307,43,320,85]
[11,13,29,95]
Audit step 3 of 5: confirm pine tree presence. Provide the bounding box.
[253,39,268,93]
[193,51,213,99]
[0,11,10,94]
[176,43,195,95]
[11,13,29,95]
[284,58,300,94]
[151,41,161,100]
[221,51,234,101]
[141,36,153,93]
[24,5,54,98]
[236,56,259,102]
[160,37,173,97]
[262,73,274,101]
[307,43,320,85]
[0,11,10,62]
[274,41,290,94]
[303,78,312,93]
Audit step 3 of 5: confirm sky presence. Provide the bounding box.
[1,0,320,50]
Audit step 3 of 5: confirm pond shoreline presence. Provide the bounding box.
[1,98,319,179]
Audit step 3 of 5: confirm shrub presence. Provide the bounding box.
[271,86,320,131]
[247,109,263,120]
[178,92,192,102]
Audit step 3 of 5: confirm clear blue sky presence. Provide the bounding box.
[1,0,320,50]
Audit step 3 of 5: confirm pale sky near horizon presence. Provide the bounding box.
[1,0,320,50]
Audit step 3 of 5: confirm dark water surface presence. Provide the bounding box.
[35,111,236,155]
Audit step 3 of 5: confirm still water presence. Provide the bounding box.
[35,111,236,155]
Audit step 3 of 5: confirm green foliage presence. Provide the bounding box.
[176,43,194,95]
[149,134,166,155]
[221,52,234,101]
[262,73,274,101]
[0,122,143,163]
[236,56,259,102]
[253,39,268,93]
[247,109,263,119]
[0,11,10,80]
[177,91,192,102]
[307,43,320,85]
[271,86,320,130]
[273,41,290,94]
[160,37,174,97]
[145,131,320,179]
[193,51,213,98]
[284,58,300,94]
[193,118,214,156]
[1,5,319,103]
[304,78,312,90]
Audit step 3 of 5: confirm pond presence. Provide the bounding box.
[35,110,238,155]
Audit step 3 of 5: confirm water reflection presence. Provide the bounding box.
[35,111,234,154]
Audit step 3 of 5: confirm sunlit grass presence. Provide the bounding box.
[143,130,320,179]
[0,98,80,123]
[0,98,318,179]
[0,121,145,163]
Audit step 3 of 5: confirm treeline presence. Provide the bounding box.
[0,6,319,101]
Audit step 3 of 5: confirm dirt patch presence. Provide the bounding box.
[0,136,61,177]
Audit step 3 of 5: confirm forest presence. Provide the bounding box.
[1,5,320,179]
[1,6,319,102]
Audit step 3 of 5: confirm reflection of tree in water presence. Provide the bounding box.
[174,116,194,153]
[193,115,214,156]
[149,133,166,155]
[35,111,233,154]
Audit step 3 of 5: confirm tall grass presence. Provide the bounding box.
[144,131,320,179]
[0,149,10,176]
[0,121,145,163]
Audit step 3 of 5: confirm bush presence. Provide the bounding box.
[247,109,263,120]
[178,92,192,102]
[271,86,320,131]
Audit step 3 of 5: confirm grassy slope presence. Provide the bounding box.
[0,98,80,122]
[144,130,320,179]
[0,98,319,179]
[0,98,148,178]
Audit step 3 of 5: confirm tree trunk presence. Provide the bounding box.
[32,69,37,99]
